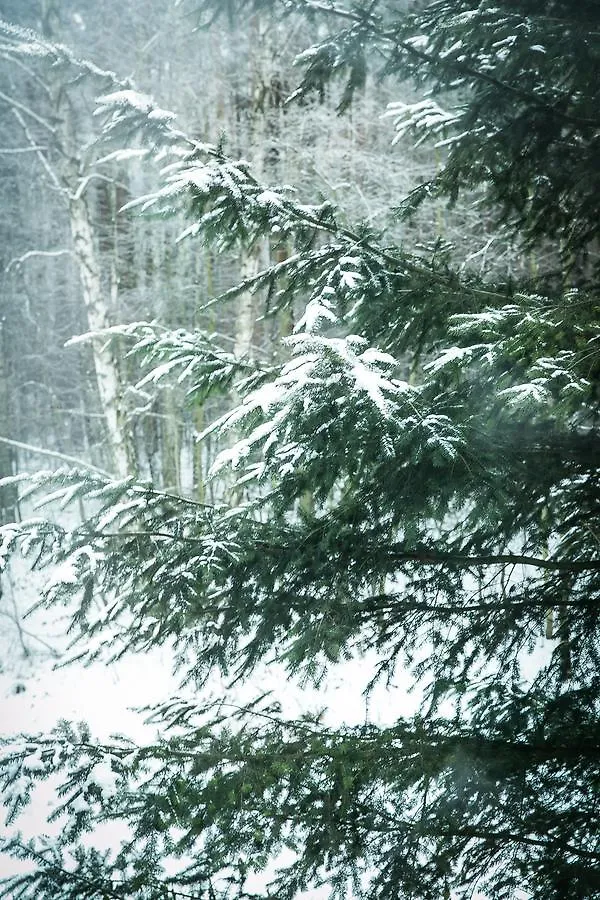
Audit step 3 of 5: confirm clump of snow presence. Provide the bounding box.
[256,190,283,207]
[148,107,176,122]
[87,760,119,799]
[424,345,475,374]
[97,148,150,165]
[22,747,46,773]
[294,297,338,333]
[95,89,153,113]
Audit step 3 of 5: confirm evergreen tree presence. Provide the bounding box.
[1,2,600,898]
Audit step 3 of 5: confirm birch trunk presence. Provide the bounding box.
[32,19,137,479]
[234,248,262,361]
[160,387,182,493]
[0,322,18,523]
[233,14,273,363]
[69,190,134,477]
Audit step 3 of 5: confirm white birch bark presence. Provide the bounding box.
[69,190,133,477]
[234,248,263,362]
[233,14,273,363]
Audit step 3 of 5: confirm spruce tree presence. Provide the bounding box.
[1,2,600,898]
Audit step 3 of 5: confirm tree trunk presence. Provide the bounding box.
[69,190,135,477]
[0,323,18,523]
[160,387,181,493]
[233,13,274,363]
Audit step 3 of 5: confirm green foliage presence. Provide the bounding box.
[1,2,600,899]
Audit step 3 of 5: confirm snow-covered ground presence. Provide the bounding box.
[0,547,416,741]
[0,509,419,889]
[0,503,549,898]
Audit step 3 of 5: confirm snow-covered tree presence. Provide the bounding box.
[1,2,600,898]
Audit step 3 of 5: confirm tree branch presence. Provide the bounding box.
[8,106,64,195]
[435,826,600,862]
[361,593,591,615]
[255,539,600,572]
[0,436,113,478]
[0,145,48,154]
[385,546,600,572]
[284,0,600,129]
[0,88,57,133]
[5,249,73,273]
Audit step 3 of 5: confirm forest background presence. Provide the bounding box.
[0,0,528,493]
[0,1,598,899]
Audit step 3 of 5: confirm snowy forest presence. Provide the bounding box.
[0,0,599,898]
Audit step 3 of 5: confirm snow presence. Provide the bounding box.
[256,189,283,207]
[45,558,79,588]
[351,360,393,416]
[385,98,460,147]
[0,501,557,893]
[294,297,338,333]
[22,747,46,773]
[96,147,150,165]
[148,107,176,122]
[440,39,464,58]
[423,345,474,373]
[252,382,282,413]
[361,348,398,368]
[95,89,154,113]
[86,761,119,799]
[339,269,362,289]
[497,381,550,405]
[174,163,214,192]
[404,35,429,50]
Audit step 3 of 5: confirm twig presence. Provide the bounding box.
[1,570,28,658]
[0,88,57,133]
[0,609,59,657]
[9,106,64,195]
[5,249,73,273]
[0,145,48,154]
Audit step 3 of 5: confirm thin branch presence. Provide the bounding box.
[434,826,600,863]
[65,526,599,572]
[72,171,130,202]
[385,547,600,573]
[198,181,521,308]
[0,608,59,656]
[9,106,64,195]
[361,593,591,615]
[2,571,29,658]
[0,88,56,133]
[254,538,600,573]
[82,530,207,545]
[0,51,52,98]
[5,249,73,273]
[389,36,600,129]
[128,484,216,510]
[0,436,113,478]
[0,17,135,88]
[0,145,48,154]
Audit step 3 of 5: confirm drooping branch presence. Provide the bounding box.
[274,0,600,129]
[254,538,600,573]
[385,546,600,573]
[0,436,113,478]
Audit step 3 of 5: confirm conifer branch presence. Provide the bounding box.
[282,0,600,128]
[430,827,600,863]
[385,547,600,573]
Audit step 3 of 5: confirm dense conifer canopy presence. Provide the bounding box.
[1,2,599,898]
